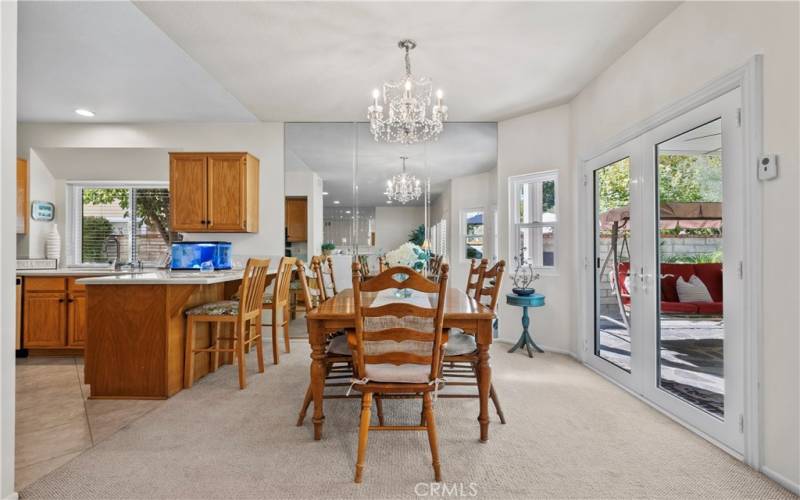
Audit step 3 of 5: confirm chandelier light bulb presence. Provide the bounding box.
[436,89,443,100]
[372,89,380,99]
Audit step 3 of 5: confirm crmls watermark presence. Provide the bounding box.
[414,482,479,497]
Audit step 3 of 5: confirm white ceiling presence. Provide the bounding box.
[18,1,257,122]
[286,122,497,208]
[18,1,679,123]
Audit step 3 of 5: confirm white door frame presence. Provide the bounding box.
[577,56,763,467]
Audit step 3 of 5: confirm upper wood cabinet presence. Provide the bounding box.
[285,197,307,242]
[17,158,28,235]
[169,152,259,233]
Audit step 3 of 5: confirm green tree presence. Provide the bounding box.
[81,216,114,262]
[82,188,172,244]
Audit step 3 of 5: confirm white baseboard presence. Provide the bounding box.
[493,339,579,360]
[761,466,800,495]
[3,492,19,500]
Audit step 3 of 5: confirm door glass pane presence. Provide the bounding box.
[594,157,632,371]
[656,118,724,418]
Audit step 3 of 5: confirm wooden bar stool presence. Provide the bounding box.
[184,258,271,390]
[263,256,296,364]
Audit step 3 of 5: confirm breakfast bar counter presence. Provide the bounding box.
[78,270,257,399]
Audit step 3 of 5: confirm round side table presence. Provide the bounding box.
[505,293,546,357]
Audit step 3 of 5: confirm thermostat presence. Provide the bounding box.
[757,154,778,181]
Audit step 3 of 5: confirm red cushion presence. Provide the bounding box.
[693,263,723,302]
[693,302,723,315]
[659,264,695,302]
[617,262,631,295]
[660,301,699,314]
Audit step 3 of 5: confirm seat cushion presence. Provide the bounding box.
[327,334,351,355]
[444,330,477,356]
[693,301,723,315]
[676,275,713,303]
[186,300,239,316]
[365,363,430,384]
[660,301,699,314]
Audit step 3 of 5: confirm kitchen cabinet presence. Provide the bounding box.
[170,152,259,233]
[17,158,28,235]
[285,197,307,242]
[21,276,93,351]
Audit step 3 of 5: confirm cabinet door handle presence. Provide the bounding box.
[58,299,65,303]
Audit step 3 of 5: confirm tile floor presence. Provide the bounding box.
[15,356,163,490]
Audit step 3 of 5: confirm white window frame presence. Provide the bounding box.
[508,170,559,273]
[459,207,485,263]
[66,181,169,266]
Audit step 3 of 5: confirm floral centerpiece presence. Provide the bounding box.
[384,242,428,272]
[383,242,429,298]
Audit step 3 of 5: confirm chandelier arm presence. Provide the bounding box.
[404,46,412,77]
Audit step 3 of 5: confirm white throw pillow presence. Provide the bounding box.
[676,275,713,303]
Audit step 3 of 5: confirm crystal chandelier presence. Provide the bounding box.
[384,156,422,204]
[367,39,448,145]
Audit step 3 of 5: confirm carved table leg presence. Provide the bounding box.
[308,318,326,440]
[476,319,492,442]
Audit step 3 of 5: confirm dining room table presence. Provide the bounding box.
[304,286,497,442]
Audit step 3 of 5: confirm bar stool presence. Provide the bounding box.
[184,258,271,390]
[263,256,296,364]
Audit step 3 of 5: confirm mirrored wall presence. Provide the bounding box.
[284,122,497,286]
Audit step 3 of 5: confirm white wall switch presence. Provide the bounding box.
[757,154,778,180]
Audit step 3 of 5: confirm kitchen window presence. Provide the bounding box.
[68,183,171,266]
[461,208,484,261]
[509,171,558,269]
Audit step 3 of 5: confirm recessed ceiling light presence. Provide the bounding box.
[74,108,95,117]
[322,191,329,196]
[345,210,351,214]
[386,200,393,204]
[333,200,340,205]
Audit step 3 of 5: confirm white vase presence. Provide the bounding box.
[45,223,61,262]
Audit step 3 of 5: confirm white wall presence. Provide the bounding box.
[374,205,424,253]
[17,123,285,258]
[497,106,574,351]
[0,2,16,496]
[285,169,323,261]
[569,2,799,489]
[446,170,498,287]
[17,149,56,258]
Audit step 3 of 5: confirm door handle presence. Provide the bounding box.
[639,267,651,293]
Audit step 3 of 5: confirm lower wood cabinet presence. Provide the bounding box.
[23,291,67,348]
[22,276,95,352]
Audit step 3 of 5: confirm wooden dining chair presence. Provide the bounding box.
[294,260,355,426]
[262,256,296,364]
[357,254,372,280]
[322,255,338,297]
[291,257,327,317]
[348,261,450,483]
[184,258,271,390]
[442,260,507,423]
[465,258,487,296]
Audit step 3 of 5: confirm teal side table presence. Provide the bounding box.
[506,293,546,357]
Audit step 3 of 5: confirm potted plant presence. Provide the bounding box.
[321,242,335,256]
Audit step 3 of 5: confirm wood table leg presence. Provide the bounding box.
[476,319,492,442]
[307,318,326,440]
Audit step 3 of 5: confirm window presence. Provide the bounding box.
[509,171,558,269]
[69,183,170,266]
[430,219,447,258]
[461,208,484,261]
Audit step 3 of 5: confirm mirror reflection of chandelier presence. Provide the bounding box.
[367,39,448,145]
[384,156,422,204]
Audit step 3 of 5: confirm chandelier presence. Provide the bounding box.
[367,39,448,145]
[384,156,422,204]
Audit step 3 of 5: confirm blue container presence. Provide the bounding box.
[171,241,232,270]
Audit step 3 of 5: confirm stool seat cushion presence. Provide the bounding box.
[186,300,239,317]
[365,363,430,384]
[444,330,477,356]
[327,334,351,355]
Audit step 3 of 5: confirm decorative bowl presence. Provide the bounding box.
[512,287,536,296]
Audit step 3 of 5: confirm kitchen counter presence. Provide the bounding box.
[76,269,250,285]
[16,268,140,277]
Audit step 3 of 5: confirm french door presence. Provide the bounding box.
[584,88,745,454]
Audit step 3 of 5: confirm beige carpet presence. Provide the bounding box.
[21,339,793,499]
